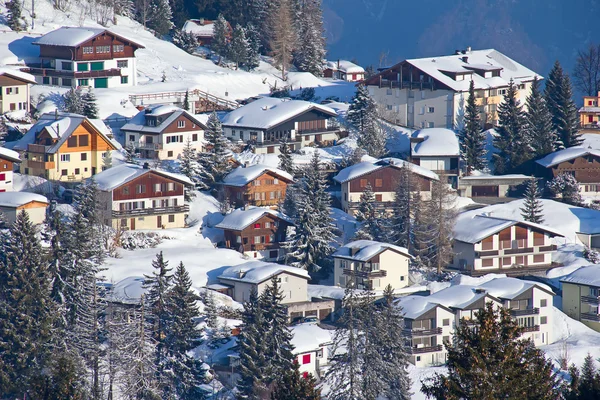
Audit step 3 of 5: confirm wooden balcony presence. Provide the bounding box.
[27,160,55,169]
[378,79,436,91]
[538,244,558,252]
[476,249,499,257]
[403,327,442,337]
[112,204,189,218]
[521,325,540,333]
[137,142,163,151]
[581,312,600,322]
[23,66,122,79]
[504,247,534,255]
[510,307,539,317]
[342,268,387,279]
[27,143,50,153]
[407,344,443,354]
[581,295,600,305]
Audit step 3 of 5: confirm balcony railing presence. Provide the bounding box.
[27,160,55,169]
[581,295,600,305]
[476,250,499,257]
[403,327,442,337]
[510,307,539,317]
[521,325,540,333]
[407,344,443,354]
[112,204,189,218]
[137,143,163,150]
[581,124,600,130]
[23,67,122,79]
[581,312,600,322]
[538,244,558,252]
[297,127,341,135]
[27,143,50,153]
[379,80,435,91]
[342,268,387,279]
[504,247,534,255]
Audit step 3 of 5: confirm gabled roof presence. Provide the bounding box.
[0,147,21,163]
[215,207,292,231]
[535,147,600,168]
[411,128,460,157]
[560,265,600,288]
[0,68,36,84]
[333,157,439,184]
[0,192,48,207]
[325,60,365,74]
[332,240,412,261]
[182,19,216,36]
[394,295,453,320]
[12,112,118,154]
[93,163,192,191]
[478,277,555,298]
[453,214,564,244]
[121,105,207,134]
[290,324,333,354]
[221,97,337,130]
[222,164,294,187]
[32,26,145,49]
[218,261,310,285]
[426,285,503,310]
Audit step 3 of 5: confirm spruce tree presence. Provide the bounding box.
[566,353,600,399]
[242,23,261,71]
[6,0,25,32]
[204,290,218,329]
[278,138,294,175]
[545,61,582,149]
[353,183,384,241]
[459,80,486,174]
[198,111,232,191]
[212,14,229,62]
[230,24,249,70]
[183,90,190,110]
[526,77,557,158]
[389,164,415,250]
[293,0,326,76]
[348,85,386,157]
[64,88,84,114]
[102,151,112,170]
[422,302,559,399]
[271,360,321,400]
[147,0,174,36]
[520,179,544,224]
[492,79,529,174]
[125,143,138,164]
[82,88,99,119]
[179,138,201,200]
[548,173,584,206]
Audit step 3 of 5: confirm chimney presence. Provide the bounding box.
[54,108,58,120]
[237,270,246,279]
[337,59,340,70]
[143,162,149,169]
[466,46,472,53]
[244,161,249,168]
[455,49,461,55]
[462,56,468,63]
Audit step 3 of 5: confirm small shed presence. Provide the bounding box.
[0,192,49,225]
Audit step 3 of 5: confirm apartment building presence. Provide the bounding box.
[0,69,35,114]
[410,128,460,187]
[561,265,600,333]
[579,91,600,134]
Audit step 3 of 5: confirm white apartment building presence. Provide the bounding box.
[410,128,460,187]
[0,69,35,114]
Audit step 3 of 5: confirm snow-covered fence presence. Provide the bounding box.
[128,89,239,113]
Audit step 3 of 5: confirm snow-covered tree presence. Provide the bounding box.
[242,23,261,71]
[125,143,138,165]
[348,85,386,157]
[179,138,201,200]
[6,0,25,32]
[270,0,297,80]
[147,0,174,36]
[64,88,84,114]
[212,14,229,62]
[278,138,294,175]
[459,80,487,174]
[545,61,582,149]
[548,173,583,206]
[102,151,112,170]
[423,178,456,274]
[526,77,557,158]
[173,29,199,54]
[204,290,218,329]
[520,179,544,224]
[271,360,320,399]
[293,0,326,76]
[353,183,385,241]
[492,79,529,174]
[339,147,366,169]
[229,24,248,69]
[182,90,190,111]
[82,88,99,119]
[198,111,232,190]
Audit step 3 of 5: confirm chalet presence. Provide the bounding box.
[121,105,207,160]
[289,324,333,380]
[0,69,36,114]
[451,214,564,276]
[215,207,293,261]
[182,19,231,46]
[579,91,600,134]
[323,60,365,82]
[27,27,144,88]
[0,192,49,225]
[221,97,342,154]
[0,147,21,192]
[410,128,460,187]
[333,240,412,291]
[364,47,540,129]
[458,174,532,199]
[561,265,600,333]
[221,164,294,208]
[536,147,600,196]
[11,112,118,182]
[93,163,191,230]
[333,157,439,216]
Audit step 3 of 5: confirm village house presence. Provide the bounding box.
[323,60,365,82]
[289,324,333,380]
[0,69,36,114]
[11,112,118,182]
[121,104,207,160]
[0,147,21,192]
[536,147,600,196]
[221,97,342,154]
[333,157,439,216]
[182,19,231,46]
[332,240,412,291]
[25,27,144,88]
[0,192,49,225]
[215,207,293,261]
[458,174,533,199]
[451,214,564,276]
[561,265,600,333]
[221,164,294,208]
[93,163,191,230]
[410,128,460,187]
[364,47,540,129]
[579,91,600,134]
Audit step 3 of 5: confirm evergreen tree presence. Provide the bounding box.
[353,183,385,241]
[566,353,600,399]
[339,147,366,169]
[6,0,25,32]
[545,61,583,148]
[102,150,112,170]
[293,0,326,76]
[28,352,89,400]
[422,302,560,399]
[183,90,190,110]
[82,88,99,119]
[229,24,248,69]
[169,0,187,28]
[520,179,544,224]
[271,360,320,400]
[492,79,529,174]
[427,178,457,274]
[526,77,557,158]
[147,0,174,36]
[278,138,294,175]
[125,143,138,164]
[198,111,232,190]
[459,80,487,174]
[348,85,386,157]
[270,0,297,79]
[548,173,584,206]
[389,164,415,250]
[204,290,218,329]
[242,23,261,71]
[64,88,84,114]
[212,14,229,61]
[179,138,201,200]
[281,183,299,219]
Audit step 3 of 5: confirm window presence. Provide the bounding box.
[302,354,311,364]
[419,106,425,115]
[62,78,72,87]
[254,223,261,229]
[61,61,72,71]
[192,134,198,141]
[90,62,105,72]
[427,122,434,128]
[52,77,59,86]
[359,179,367,188]
[167,182,175,191]
[254,235,261,244]
[136,184,146,194]
[540,299,547,307]
[120,76,128,84]
[540,316,547,325]
[386,104,393,110]
[400,275,405,281]
[78,79,89,86]
[67,136,78,147]
[177,120,185,128]
[236,235,242,244]
[43,77,50,84]
[9,103,15,111]
[375,194,382,201]
[83,46,93,54]
[253,180,261,186]
[443,319,450,326]
[0,173,5,181]
[168,215,175,223]
[113,44,124,53]
[498,88,507,95]
[117,60,128,68]
[95,45,110,54]
[60,154,71,162]
[428,107,434,113]
[77,63,89,72]
[79,135,89,146]
[416,356,421,362]
[375,179,383,187]
[61,169,68,176]
[74,168,80,175]
[167,151,173,157]
[81,153,87,161]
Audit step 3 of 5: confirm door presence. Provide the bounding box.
[92,167,96,175]
[589,115,594,123]
[157,215,162,228]
[130,218,135,230]
[94,78,108,88]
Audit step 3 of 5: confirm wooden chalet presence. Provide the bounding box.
[221,164,294,208]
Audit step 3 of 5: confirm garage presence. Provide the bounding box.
[94,77,108,88]
[472,185,499,197]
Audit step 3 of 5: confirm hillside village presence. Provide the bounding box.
[2,0,600,399]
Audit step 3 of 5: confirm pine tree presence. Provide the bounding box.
[424,178,456,275]
[212,14,229,62]
[6,0,25,32]
[182,90,191,111]
[353,183,385,241]
[179,138,201,200]
[492,79,529,174]
[545,61,583,148]
[348,85,386,157]
[198,111,232,191]
[173,29,199,54]
[125,143,138,164]
[548,173,584,206]
[204,290,218,329]
[64,88,84,114]
[422,302,560,399]
[293,0,326,76]
[271,360,321,400]
[229,24,249,69]
[270,0,297,80]
[389,164,415,249]
[526,77,557,158]
[339,147,366,169]
[82,88,99,119]
[520,179,544,224]
[242,23,261,71]
[566,353,600,399]
[459,80,487,174]
[278,138,294,175]
[147,0,174,36]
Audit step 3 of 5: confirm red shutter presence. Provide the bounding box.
[254,223,261,229]
[302,354,311,364]
[0,173,5,181]
[302,372,309,379]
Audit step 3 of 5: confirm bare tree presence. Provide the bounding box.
[573,43,600,96]
[270,0,297,80]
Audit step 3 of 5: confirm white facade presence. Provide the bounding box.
[37,57,137,88]
[0,170,15,192]
[124,129,204,160]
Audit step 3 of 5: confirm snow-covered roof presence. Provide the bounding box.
[459,174,532,181]
[411,128,460,157]
[426,285,499,310]
[579,106,600,113]
[395,295,447,320]
[478,277,554,298]
[325,60,365,74]
[222,164,293,187]
[0,68,36,84]
[110,276,147,304]
[221,97,337,130]
[218,261,310,284]
[453,214,564,244]
[333,157,439,184]
[0,147,21,162]
[561,265,600,288]
[333,240,412,261]
[121,105,206,134]
[535,147,600,168]
[182,19,215,36]
[290,324,333,354]
[0,191,48,207]
[32,26,144,48]
[215,207,292,231]
[93,163,192,191]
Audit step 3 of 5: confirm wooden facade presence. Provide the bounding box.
[112,171,184,202]
[222,213,292,256]
[224,171,292,207]
[349,165,433,192]
[0,159,14,172]
[548,154,600,184]
[38,31,143,61]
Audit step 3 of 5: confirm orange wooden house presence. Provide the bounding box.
[221,164,294,208]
